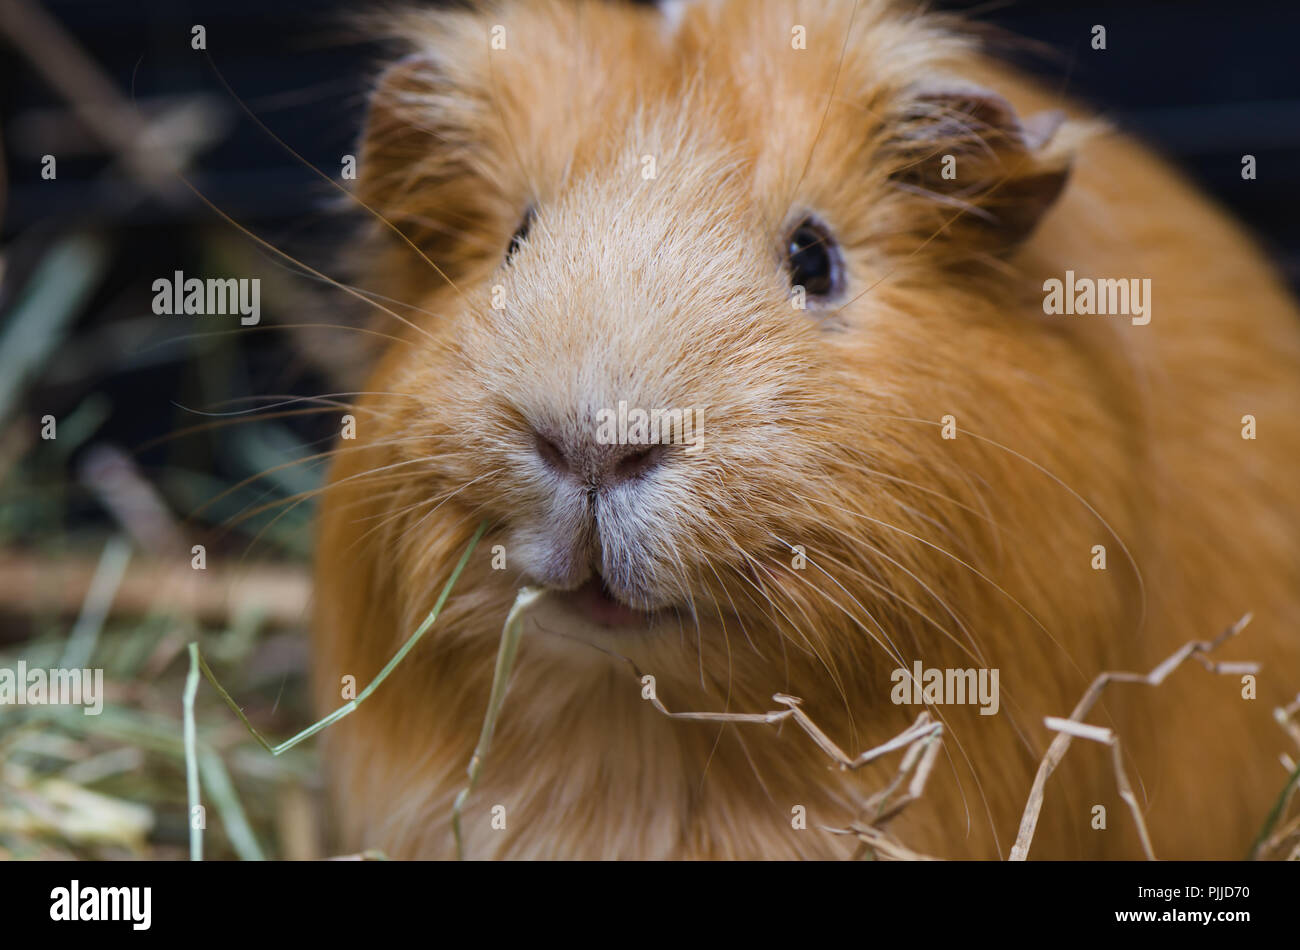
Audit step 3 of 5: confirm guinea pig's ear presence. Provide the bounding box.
[886,81,1073,251]
[355,52,452,212]
[352,49,495,277]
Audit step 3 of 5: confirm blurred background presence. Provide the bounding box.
[0,0,1297,860]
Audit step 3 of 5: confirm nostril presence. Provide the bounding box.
[534,431,570,475]
[613,442,669,483]
[533,426,671,486]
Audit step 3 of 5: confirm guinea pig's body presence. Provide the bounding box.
[312,0,1300,859]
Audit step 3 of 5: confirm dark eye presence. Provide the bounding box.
[506,208,533,262]
[785,217,842,300]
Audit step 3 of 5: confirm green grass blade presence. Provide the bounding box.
[184,643,202,861]
[452,585,541,860]
[191,520,487,756]
[182,520,489,860]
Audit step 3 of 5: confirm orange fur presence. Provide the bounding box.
[312,0,1300,859]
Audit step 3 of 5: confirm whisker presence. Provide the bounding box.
[775,0,863,235]
[794,490,1094,683]
[136,320,418,356]
[201,50,473,306]
[745,552,859,740]
[352,469,499,559]
[857,413,1148,631]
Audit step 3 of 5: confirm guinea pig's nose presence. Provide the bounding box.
[533,429,669,488]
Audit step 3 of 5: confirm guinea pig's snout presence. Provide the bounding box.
[532,427,670,490]
[511,418,685,618]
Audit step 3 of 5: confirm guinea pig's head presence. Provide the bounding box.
[350,0,1102,692]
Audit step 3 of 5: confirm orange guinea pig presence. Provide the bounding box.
[311,0,1300,859]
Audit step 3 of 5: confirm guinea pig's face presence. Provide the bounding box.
[359,1,1078,675]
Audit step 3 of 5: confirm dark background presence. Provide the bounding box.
[4,0,1298,245]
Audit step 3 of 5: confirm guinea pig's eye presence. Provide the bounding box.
[505,207,534,263]
[785,216,843,301]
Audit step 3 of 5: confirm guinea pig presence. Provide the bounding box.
[311,0,1300,859]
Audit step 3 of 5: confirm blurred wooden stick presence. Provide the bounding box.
[0,549,310,628]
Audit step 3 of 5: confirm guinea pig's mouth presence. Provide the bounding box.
[546,574,675,630]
